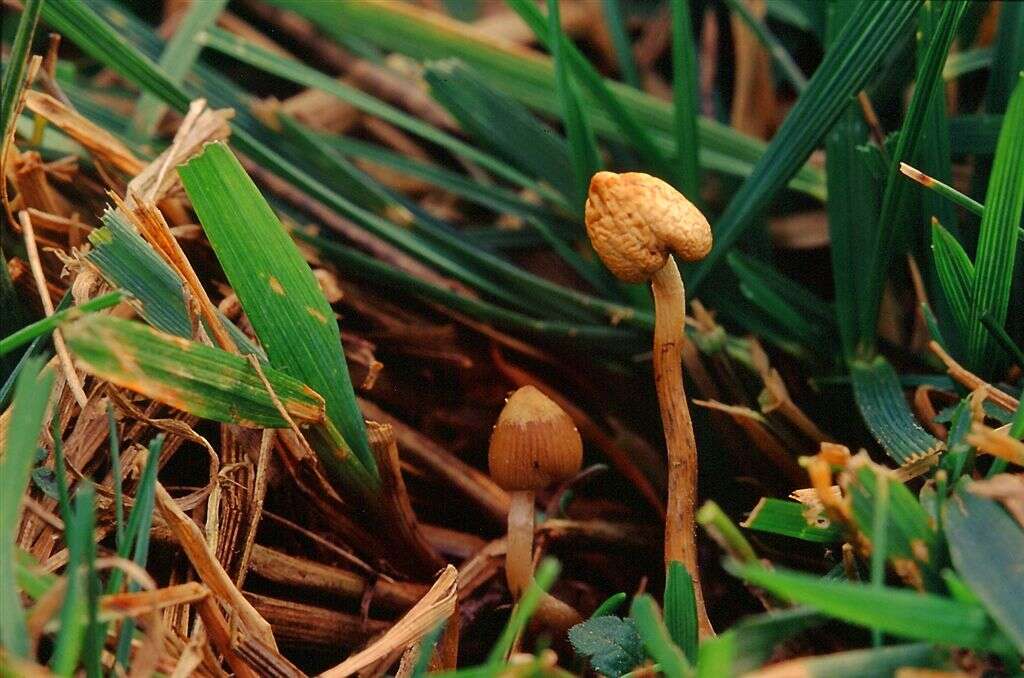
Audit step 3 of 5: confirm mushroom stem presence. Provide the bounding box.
[650,256,714,637]
[506,490,535,597]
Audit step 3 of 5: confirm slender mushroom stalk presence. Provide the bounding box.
[488,385,583,598]
[585,171,715,636]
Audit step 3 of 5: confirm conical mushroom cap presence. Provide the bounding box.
[488,385,583,491]
[585,171,712,282]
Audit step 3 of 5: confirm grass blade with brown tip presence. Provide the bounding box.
[63,314,325,428]
[178,142,374,471]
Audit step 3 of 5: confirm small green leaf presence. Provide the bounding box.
[31,464,60,500]
[568,616,644,677]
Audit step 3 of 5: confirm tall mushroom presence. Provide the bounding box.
[489,385,583,598]
[585,171,714,636]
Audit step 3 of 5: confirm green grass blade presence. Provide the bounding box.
[915,1,957,231]
[727,251,836,353]
[670,0,701,201]
[487,558,561,663]
[63,314,325,428]
[179,142,373,469]
[823,0,880,357]
[696,632,735,678]
[901,162,984,217]
[86,211,262,356]
[741,498,841,543]
[265,0,827,199]
[966,74,1024,373]
[630,593,692,678]
[505,0,679,187]
[0,291,124,358]
[131,0,228,139]
[765,1,824,37]
[82,486,103,678]
[931,219,974,348]
[0,358,54,658]
[859,0,968,351]
[43,1,624,329]
[849,355,941,465]
[86,210,190,337]
[984,1,1023,114]
[982,312,1024,369]
[51,415,72,529]
[689,0,922,290]
[663,561,698,663]
[198,26,568,211]
[547,0,601,208]
[277,114,396,217]
[51,482,96,676]
[113,434,163,668]
[723,0,808,92]
[41,0,190,112]
[303,231,645,351]
[728,560,1013,654]
[939,398,975,482]
[600,0,640,89]
[421,58,576,211]
[945,478,1024,654]
[107,405,124,551]
[316,133,565,227]
[868,468,889,646]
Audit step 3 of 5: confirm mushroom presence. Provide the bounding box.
[489,385,583,597]
[585,171,714,636]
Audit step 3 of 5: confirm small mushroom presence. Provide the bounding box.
[489,385,583,597]
[585,171,714,636]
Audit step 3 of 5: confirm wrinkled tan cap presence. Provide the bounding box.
[585,171,712,282]
[488,386,583,491]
